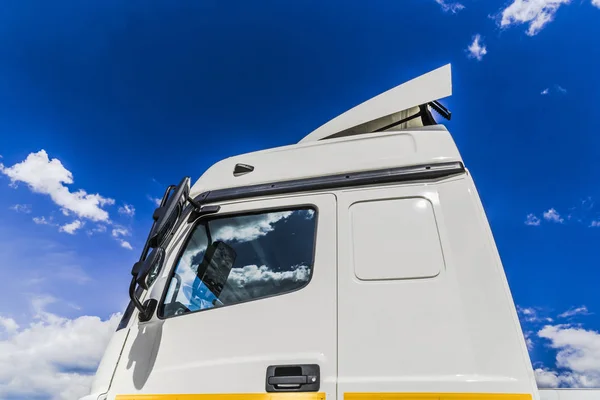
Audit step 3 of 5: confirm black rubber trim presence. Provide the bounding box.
[193,161,465,205]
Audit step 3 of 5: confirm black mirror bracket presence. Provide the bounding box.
[139,299,158,322]
[128,277,146,318]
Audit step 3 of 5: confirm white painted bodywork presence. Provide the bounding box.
[83,64,600,400]
[336,177,536,396]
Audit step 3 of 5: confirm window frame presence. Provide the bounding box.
[157,204,319,320]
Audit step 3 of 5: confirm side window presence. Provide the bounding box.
[160,207,317,318]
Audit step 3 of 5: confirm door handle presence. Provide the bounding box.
[265,364,320,392]
[268,376,308,385]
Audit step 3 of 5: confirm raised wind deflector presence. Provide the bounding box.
[299,64,452,143]
[122,176,221,325]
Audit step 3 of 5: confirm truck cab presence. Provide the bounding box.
[81,65,596,400]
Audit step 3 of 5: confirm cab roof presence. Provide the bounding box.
[190,64,457,198]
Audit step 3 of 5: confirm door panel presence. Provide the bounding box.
[107,194,337,400]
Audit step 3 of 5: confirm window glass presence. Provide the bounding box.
[160,208,317,318]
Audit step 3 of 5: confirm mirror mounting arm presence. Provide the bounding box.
[128,277,146,317]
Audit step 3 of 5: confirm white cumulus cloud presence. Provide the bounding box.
[119,240,133,250]
[543,208,564,223]
[118,204,135,217]
[0,150,115,222]
[536,324,600,388]
[593,0,600,8]
[541,88,550,95]
[434,0,465,13]
[466,34,488,61]
[525,213,541,226]
[59,220,84,235]
[111,227,133,250]
[497,0,571,36]
[0,299,120,400]
[535,368,561,388]
[0,316,19,334]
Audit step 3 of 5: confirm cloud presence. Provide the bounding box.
[535,368,561,388]
[33,216,57,226]
[87,225,107,236]
[302,209,315,220]
[543,208,564,223]
[542,85,568,95]
[212,211,293,243]
[119,240,133,250]
[466,34,488,61]
[529,197,598,227]
[556,84,567,94]
[220,264,311,304]
[10,204,32,214]
[111,227,130,238]
[525,213,541,226]
[147,195,162,207]
[0,316,19,334]
[517,306,553,323]
[536,324,600,388]
[118,204,135,217]
[559,306,591,318]
[0,150,115,222]
[111,227,133,250]
[497,0,571,36]
[59,220,84,235]
[593,0,600,8]
[0,298,120,400]
[524,330,535,350]
[434,0,465,13]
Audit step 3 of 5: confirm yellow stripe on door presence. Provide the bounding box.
[116,394,326,400]
[345,394,532,400]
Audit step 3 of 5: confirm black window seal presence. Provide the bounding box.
[156,205,320,321]
[193,161,464,207]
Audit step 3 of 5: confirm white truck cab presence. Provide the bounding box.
[81,65,598,400]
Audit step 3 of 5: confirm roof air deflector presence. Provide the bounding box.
[299,64,452,143]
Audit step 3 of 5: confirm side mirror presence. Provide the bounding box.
[197,241,237,299]
[131,247,166,291]
[148,177,190,248]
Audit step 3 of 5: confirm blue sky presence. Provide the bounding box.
[1,0,600,398]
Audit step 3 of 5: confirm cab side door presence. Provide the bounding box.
[107,193,337,400]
